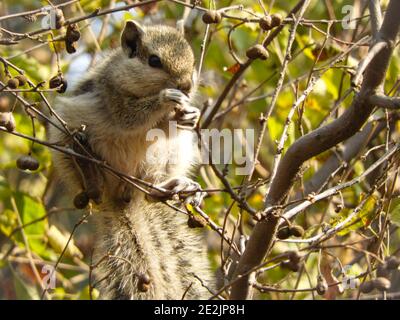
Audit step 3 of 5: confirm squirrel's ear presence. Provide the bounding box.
[121,20,144,58]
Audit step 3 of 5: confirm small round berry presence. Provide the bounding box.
[7,78,19,89]
[271,13,283,27]
[15,75,28,87]
[316,275,328,296]
[259,16,273,31]
[187,215,207,228]
[202,10,222,24]
[246,44,269,60]
[277,227,291,240]
[66,24,81,42]
[289,225,305,238]
[66,40,77,54]
[16,155,40,171]
[49,74,68,93]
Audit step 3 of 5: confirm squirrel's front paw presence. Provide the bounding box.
[160,89,199,129]
[160,88,190,107]
[173,106,200,129]
[146,177,204,207]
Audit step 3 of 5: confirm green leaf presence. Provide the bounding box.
[331,195,377,236]
[78,285,99,300]
[389,200,400,227]
[11,192,52,259]
[0,209,18,236]
[267,116,282,142]
[14,192,46,235]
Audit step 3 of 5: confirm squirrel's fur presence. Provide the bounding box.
[48,22,213,299]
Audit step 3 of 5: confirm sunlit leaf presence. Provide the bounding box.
[389,200,400,227]
[331,195,377,236]
[78,285,99,300]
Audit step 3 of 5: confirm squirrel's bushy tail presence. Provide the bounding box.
[94,200,213,300]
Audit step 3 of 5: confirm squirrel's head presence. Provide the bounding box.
[112,21,195,97]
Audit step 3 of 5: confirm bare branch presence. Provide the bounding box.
[352,40,387,87]
[282,142,400,222]
[229,0,400,300]
[368,0,383,39]
[0,0,79,22]
[369,94,400,109]
[201,0,308,129]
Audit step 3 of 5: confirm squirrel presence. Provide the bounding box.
[48,21,214,299]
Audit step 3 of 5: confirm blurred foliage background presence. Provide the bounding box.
[1,0,400,300]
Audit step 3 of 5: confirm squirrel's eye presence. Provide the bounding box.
[148,55,162,68]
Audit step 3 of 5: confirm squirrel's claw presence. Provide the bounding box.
[160,88,190,106]
[146,177,204,207]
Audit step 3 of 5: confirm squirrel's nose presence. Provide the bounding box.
[177,79,192,93]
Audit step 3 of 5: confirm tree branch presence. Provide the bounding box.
[201,0,308,129]
[351,40,387,87]
[229,0,400,300]
[369,94,400,109]
[368,0,383,39]
[282,141,399,222]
